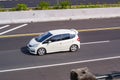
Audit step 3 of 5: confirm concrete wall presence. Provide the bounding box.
[0,8,120,24]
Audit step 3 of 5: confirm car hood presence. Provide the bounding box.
[28,38,40,46]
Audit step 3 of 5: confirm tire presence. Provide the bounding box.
[70,44,78,52]
[37,48,46,56]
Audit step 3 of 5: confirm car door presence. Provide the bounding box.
[60,34,73,51]
[42,34,63,53]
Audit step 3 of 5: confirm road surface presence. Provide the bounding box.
[0,18,120,80]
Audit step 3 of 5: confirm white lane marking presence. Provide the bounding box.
[0,56,120,73]
[0,24,28,35]
[0,25,10,30]
[81,40,110,45]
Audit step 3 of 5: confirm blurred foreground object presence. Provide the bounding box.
[70,67,120,80]
[70,67,96,80]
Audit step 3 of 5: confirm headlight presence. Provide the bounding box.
[29,44,38,47]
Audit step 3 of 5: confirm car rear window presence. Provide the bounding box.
[70,34,75,39]
[62,34,70,40]
[61,33,75,40]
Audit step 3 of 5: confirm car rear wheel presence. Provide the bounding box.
[70,44,78,52]
[37,48,46,56]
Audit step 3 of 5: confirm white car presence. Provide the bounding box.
[27,29,80,56]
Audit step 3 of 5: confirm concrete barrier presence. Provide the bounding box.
[0,8,120,24]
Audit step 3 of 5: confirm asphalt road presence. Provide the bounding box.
[0,17,120,35]
[0,18,120,80]
[0,0,120,8]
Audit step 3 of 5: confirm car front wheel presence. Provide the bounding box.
[70,44,78,52]
[37,48,46,56]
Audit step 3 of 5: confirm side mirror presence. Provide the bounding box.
[43,40,52,44]
[48,40,52,43]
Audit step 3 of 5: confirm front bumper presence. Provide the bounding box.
[27,45,36,54]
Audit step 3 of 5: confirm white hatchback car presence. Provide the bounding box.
[27,29,80,56]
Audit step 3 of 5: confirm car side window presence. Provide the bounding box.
[70,34,75,39]
[49,35,62,42]
[61,34,70,40]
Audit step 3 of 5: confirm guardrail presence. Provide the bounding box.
[96,72,120,80]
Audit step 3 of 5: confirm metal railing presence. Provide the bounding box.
[96,72,120,80]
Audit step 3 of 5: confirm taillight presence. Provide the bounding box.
[77,37,80,42]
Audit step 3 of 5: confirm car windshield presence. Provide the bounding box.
[35,32,52,42]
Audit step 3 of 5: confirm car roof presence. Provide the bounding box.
[49,29,78,35]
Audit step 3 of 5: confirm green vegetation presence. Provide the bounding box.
[9,4,28,11]
[13,4,28,11]
[59,1,71,9]
[0,9,2,12]
[0,8,3,12]
[75,4,120,8]
[0,5,4,12]
[37,1,50,10]
[53,1,71,9]
[0,1,120,12]
[53,4,60,9]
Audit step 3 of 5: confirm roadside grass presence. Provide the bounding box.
[0,3,120,12]
[72,4,120,9]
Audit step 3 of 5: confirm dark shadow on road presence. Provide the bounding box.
[20,46,36,56]
[21,46,74,56]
